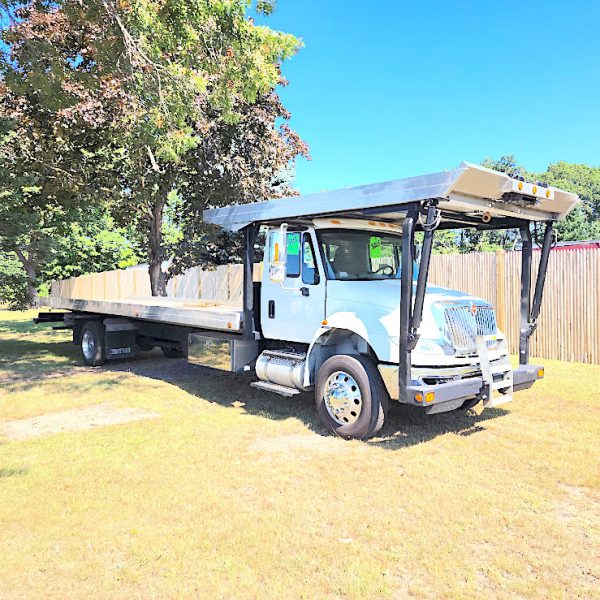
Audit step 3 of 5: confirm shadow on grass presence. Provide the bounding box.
[0,339,80,386]
[100,354,508,449]
[1,312,507,449]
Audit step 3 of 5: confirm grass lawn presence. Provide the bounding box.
[0,309,599,599]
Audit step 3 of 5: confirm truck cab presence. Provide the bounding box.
[252,217,510,437]
[198,162,579,439]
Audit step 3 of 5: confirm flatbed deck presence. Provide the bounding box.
[40,297,243,332]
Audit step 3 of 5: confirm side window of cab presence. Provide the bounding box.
[302,233,320,285]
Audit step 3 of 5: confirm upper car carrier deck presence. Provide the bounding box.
[203,161,579,230]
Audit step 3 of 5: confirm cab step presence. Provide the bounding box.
[250,381,301,397]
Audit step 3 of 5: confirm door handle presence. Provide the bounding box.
[300,287,310,297]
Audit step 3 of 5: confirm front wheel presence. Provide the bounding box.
[315,354,389,439]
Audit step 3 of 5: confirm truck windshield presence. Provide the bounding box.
[318,229,402,281]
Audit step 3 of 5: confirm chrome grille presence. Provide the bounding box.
[443,304,497,353]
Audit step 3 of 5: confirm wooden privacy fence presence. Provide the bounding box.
[429,248,600,365]
[51,248,600,365]
[51,264,261,303]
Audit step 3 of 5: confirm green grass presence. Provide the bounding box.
[1,310,599,598]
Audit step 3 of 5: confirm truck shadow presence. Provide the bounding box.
[102,355,508,450]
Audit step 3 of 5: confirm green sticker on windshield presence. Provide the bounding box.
[369,236,382,258]
[287,233,300,256]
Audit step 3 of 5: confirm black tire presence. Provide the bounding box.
[161,344,185,358]
[315,354,389,440]
[80,321,106,367]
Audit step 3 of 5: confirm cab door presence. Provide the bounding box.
[261,229,326,344]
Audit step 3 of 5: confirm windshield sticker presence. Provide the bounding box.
[369,236,382,259]
[287,233,300,256]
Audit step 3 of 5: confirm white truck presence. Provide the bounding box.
[38,162,579,439]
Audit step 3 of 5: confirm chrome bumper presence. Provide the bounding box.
[378,363,543,414]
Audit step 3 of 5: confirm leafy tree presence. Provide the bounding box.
[538,162,600,241]
[0,252,30,309]
[0,1,130,304]
[1,0,307,297]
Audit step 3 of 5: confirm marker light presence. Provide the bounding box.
[518,181,523,191]
[321,319,328,326]
[274,242,280,262]
[532,185,538,194]
[330,219,341,224]
[425,392,435,403]
[545,189,551,198]
[537,368,545,378]
[415,393,423,403]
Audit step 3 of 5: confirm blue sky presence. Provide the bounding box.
[258,0,600,194]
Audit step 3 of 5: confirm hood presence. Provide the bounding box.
[326,279,491,310]
[325,279,494,363]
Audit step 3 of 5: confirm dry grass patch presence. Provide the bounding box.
[0,402,160,441]
[0,310,599,599]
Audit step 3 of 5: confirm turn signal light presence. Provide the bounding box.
[537,368,545,378]
[545,189,551,198]
[321,319,328,326]
[425,392,435,403]
[532,185,538,194]
[415,393,423,403]
[518,181,523,191]
[274,242,280,262]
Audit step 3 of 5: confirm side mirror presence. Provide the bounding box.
[268,223,288,283]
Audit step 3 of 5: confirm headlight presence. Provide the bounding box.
[389,336,454,355]
[414,337,454,355]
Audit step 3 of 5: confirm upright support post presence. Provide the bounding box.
[531,222,554,322]
[519,226,532,365]
[242,224,258,341]
[411,202,437,337]
[398,204,418,401]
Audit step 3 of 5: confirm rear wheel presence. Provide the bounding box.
[315,354,388,439]
[81,321,106,367]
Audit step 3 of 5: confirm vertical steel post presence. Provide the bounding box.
[411,203,437,336]
[519,226,532,365]
[531,222,554,322]
[242,224,258,341]
[398,204,418,401]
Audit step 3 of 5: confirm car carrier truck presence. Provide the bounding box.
[37,162,579,439]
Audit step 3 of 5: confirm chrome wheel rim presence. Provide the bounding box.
[82,330,95,361]
[323,370,362,425]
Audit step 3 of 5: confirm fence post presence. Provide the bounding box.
[495,249,506,332]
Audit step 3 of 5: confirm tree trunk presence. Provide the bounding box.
[148,196,167,297]
[14,247,39,306]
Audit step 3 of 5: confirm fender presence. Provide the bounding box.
[303,311,395,387]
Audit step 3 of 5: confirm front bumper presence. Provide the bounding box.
[378,363,544,414]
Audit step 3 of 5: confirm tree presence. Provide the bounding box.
[538,162,600,241]
[0,1,131,304]
[98,0,307,294]
[1,0,307,297]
